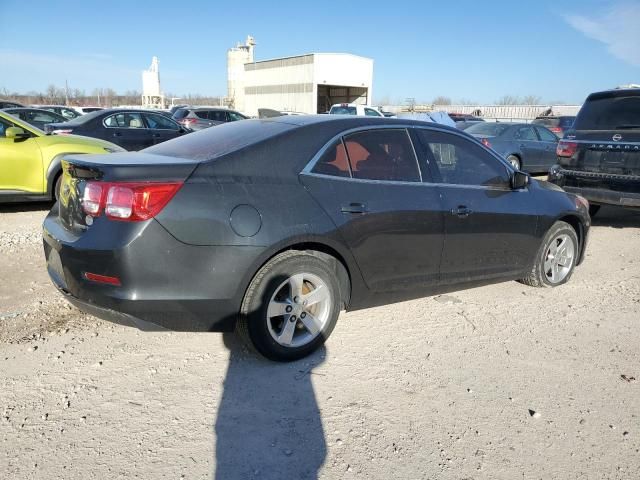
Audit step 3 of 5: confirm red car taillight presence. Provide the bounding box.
[81,181,183,221]
[549,127,562,134]
[480,138,491,148]
[178,118,197,125]
[556,140,578,157]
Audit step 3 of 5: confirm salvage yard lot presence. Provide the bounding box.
[1,203,639,479]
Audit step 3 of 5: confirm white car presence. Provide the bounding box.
[74,106,104,115]
[328,103,384,117]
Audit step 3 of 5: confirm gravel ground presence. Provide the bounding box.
[1,202,639,479]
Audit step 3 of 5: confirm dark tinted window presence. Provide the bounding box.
[514,126,537,141]
[465,123,511,136]
[195,110,209,119]
[311,139,350,177]
[417,130,509,187]
[144,119,295,161]
[209,111,227,122]
[228,111,247,121]
[559,117,575,127]
[143,113,180,130]
[343,129,420,182]
[330,106,357,115]
[173,109,190,120]
[535,126,558,142]
[574,95,640,130]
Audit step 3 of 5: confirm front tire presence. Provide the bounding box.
[237,251,341,362]
[519,221,578,287]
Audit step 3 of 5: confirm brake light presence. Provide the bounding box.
[556,140,578,157]
[178,118,197,125]
[480,138,492,148]
[81,181,183,221]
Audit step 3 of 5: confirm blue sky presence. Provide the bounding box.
[0,0,638,104]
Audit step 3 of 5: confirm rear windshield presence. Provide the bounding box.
[172,108,190,120]
[465,122,511,136]
[330,106,357,115]
[143,118,296,161]
[533,117,575,128]
[574,95,640,130]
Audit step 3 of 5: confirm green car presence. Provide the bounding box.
[0,110,124,202]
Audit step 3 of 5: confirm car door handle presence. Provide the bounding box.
[341,203,367,214]
[451,206,473,217]
[152,133,161,138]
[113,132,122,137]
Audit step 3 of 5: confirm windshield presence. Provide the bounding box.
[330,106,357,115]
[574,95,640,130]
[465,122,511,136]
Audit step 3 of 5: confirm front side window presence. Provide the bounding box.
[343,129,421,182]
[0,117,15,137]
[143,113,180,130]
[104,113,145,128]
[311,139,350,178]
[417,130,510,187]
[61,108,79,119]
[535,126,558,142]
[514,126,537,141]
[364,108,381,117]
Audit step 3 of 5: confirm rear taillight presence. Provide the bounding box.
[480,138,491,148]
[556,140,578,157]
[81,181,183,221]
[549,127,562,134]
[178,118,197,125]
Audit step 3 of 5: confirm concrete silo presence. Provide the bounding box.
[227,36,255,112]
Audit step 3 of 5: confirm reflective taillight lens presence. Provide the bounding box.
[81,181,183,221]
[557,141,578,157]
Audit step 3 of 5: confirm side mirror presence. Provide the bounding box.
[511,170,529,189]
[5,127,29,140]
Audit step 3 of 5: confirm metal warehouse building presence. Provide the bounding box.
[227,36,374,116]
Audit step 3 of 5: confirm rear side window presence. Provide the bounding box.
[417,130,509,187]
[195,111,209,119]
[173,109,189,120]
[209,111,227,122]
[104,113,144,128]
[514,126,537,141]
[311,139,350,178]
[574,95,640,130]
[343,129,421,182]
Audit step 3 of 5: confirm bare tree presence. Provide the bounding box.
[432,96,452,105]
[522,95,542,105]
[495,95,520,105]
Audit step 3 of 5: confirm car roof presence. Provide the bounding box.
[586,88,640,100]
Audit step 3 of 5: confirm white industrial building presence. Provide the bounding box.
[227,36,374,116]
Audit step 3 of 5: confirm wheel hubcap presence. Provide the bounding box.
[266,273,332,348]
[543,234,575,284]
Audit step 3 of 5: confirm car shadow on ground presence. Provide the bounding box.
[591,206,640,228]
[214,332,327,479]
[0,201,53,213]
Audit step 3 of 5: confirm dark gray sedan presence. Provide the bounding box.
[3,108,67,130]
[465,122,559,173]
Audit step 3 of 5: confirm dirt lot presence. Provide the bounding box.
[1,202,639,479]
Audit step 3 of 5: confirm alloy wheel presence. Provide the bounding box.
[266,272,332,348]
[543,234,575,284]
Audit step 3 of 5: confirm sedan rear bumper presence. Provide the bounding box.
[43,211,265,332]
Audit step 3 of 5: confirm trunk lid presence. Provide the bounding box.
[58,152,199,233]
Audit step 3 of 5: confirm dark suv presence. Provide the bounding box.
[548,88,640,216]
[172,107,247,131]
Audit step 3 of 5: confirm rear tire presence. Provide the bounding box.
[237,250,341,362]
[519,221,578,288]
[589,204,600,217]
[507,155,521,170]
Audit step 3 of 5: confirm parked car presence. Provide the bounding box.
[46,108,189,151]
[466,122,559,173]
[0,100,25,109]
[531,116,575,138]
[74,106,104,114]
[43,116,589,361]
[329,103,384,116]
[0,111,123,203]
[449,113,485,123]
[456,120,485,130]
[3,107,67,130]
[172,107,248,131]
[548,88,640,216]
[33,105,82,120]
